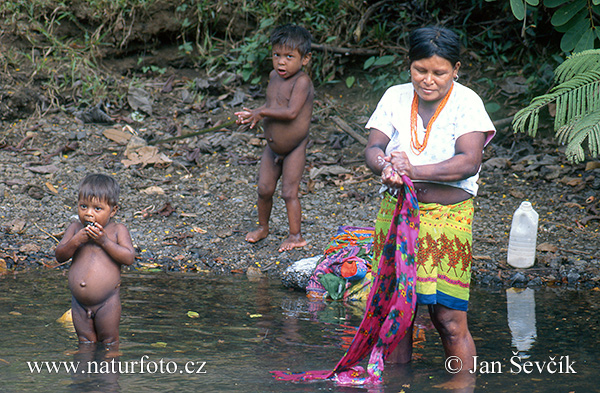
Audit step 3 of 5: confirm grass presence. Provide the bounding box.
[0,0,563,115]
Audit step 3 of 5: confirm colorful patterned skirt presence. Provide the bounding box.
[372,192,474,311]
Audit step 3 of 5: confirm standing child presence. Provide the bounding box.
[235,24,314,252]
[55,174,135,348]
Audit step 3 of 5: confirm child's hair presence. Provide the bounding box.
[270,24,312,57]
[78,173,120,207]
[408,26,461,67]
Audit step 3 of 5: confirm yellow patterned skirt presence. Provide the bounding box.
[370,192,474,311]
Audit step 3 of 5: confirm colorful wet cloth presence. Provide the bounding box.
[271,177,420,385]
[373,192,473,311]
[306,226,375,300]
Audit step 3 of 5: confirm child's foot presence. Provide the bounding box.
[246,227,269,243]
[278,234,307,252]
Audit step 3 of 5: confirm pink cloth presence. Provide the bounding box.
[271,176,420,385]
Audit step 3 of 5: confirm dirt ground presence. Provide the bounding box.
[1,47,599,291]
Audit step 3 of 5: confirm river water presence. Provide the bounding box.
[1,270,598,392]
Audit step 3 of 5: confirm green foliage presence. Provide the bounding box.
[512,49,600,163]
[508,0,600,52]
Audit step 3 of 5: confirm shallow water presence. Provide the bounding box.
[1,270,598,393]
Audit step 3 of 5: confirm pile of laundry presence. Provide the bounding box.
[282,226,374,302]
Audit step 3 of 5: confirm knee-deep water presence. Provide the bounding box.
[1,270,598,393]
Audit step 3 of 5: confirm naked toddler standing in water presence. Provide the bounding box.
[235,24,314,252]
[55,174,134,347]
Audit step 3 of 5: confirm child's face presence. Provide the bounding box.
[77,197,117,227]
[271,45,311,79]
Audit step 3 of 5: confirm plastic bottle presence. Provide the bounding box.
[507,201,539,268]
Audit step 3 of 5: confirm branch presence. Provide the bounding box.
[149,119,237,145]
[311,43,379,56]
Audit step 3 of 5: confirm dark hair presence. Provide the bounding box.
[270,24,312,57]
[78,173,120,207]
[408,26,460,66]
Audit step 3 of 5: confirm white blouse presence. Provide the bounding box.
[365,82,495,196]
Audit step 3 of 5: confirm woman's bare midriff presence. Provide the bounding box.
[413,181,473,205]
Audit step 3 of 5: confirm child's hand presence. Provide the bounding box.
[235,109,252,125]
[74,226,91,245]
[235,107,262,129]
[85,222,107,244]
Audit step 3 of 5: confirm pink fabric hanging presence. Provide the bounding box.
[271,176,420,385]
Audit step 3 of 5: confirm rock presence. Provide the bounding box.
[510,272,528,287]
[567,272,580,285]
[281,255,322,290]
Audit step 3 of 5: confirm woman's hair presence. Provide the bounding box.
[270,24,312,57]
[78,173,120,207]
[408,26,460,66]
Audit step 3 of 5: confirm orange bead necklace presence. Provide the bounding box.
[410,83,454,155]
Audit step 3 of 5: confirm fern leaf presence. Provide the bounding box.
[554,49,600,83]
[564,108,600,163]
[512,70,600,135]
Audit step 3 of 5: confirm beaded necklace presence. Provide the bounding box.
[410,83,454,155]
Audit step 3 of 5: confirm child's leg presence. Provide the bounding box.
[246,146,282,243]
[93,289,122,346]
[71,296,98,343]
[279,138,308,252]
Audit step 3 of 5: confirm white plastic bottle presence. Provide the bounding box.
[507,201,539,268]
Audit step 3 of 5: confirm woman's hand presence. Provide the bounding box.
[381,161,403,187]
[388,151,415,179]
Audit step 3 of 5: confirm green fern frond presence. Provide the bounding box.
[563,109,600,163]
[554,49,600,83]
[512,70,600,136]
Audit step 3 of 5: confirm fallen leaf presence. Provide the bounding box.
[138,262,160,269]
[128,86,153,115]
[45,182,58,194]
[585,161,600,171]
[564,202,583,209]
[187,311,200,318]
[57,309,73,323]
[151,342,167,348]
[9,311,22,316]
[309,165,351,179]
[103,127,133,145]
[0,259,7,274]
[27,164,59,174]
[19,243,40,253]
[192,227,207,234]
[122,137,172,168]
[140,186,165,195]
[249,314,262,318]
[537,242,559,252]
[7,219,26,234]
[509,189,525,199]
[157,202,175,216]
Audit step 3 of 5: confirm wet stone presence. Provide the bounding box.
[510,272,528,287]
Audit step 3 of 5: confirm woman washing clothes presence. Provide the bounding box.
[364,26,495,388]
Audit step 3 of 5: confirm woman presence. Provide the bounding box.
[364,26,495,383]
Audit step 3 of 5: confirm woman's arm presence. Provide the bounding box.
[364,129,391,176]
[390,131,487,182]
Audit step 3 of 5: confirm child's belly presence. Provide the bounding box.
[264,120,309,155]
[69,256,121,306]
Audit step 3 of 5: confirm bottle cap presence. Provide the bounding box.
[520,201,532,210]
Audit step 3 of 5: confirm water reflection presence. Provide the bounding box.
[506,288,537,358]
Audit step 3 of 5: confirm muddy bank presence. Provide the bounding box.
[1,65,599,291]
